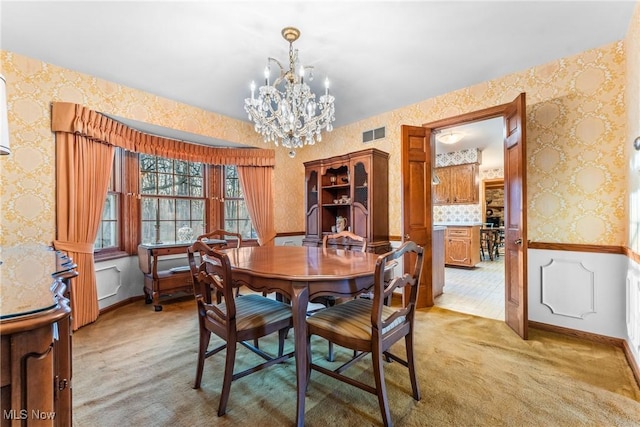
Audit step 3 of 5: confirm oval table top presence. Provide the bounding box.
[221,245,381,281]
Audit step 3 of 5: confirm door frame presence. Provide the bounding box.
[408,96,527,337]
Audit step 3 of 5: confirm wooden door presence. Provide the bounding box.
[504,93,528,339]
[401,125,433,308]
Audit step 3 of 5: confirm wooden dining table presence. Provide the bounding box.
[220,245,380,427]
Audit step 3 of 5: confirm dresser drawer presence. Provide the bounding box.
[446,227,472,238]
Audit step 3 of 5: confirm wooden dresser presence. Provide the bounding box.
[0,245,77,426]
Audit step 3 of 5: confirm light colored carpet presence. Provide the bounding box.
[72,297,640,426]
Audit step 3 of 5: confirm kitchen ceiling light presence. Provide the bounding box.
[437,131,464,145]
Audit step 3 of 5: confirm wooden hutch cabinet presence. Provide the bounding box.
[1,245,77,427]
[434,163,479,205]
[303,148,390,253]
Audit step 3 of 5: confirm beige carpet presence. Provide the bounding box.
[72,297,640,426]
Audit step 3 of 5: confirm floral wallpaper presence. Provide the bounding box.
[0,52,262,246]
[1,5,636,247]
[294,40,628,245]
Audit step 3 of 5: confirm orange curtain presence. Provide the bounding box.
[237,166,277,246]
[54,132,115,330]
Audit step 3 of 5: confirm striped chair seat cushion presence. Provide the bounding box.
[206,294,292,331]
[306,298,405,341]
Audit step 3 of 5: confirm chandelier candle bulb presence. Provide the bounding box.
[325,77,329,96]
[250,81,256,101]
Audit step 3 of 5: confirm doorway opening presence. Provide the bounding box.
[432,117,506,321]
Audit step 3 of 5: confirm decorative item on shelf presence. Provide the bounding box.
[340,195,350,204]
[330,176,337,185]
[336,216,347,233]
[311,185,316,192]
[177,224,194,242]
[333,198,339,204]
[244,26,335,158]
[362,180,368,187]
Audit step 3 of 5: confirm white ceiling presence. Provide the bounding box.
[1,0,636,163]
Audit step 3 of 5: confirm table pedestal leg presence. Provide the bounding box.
[291,284,309,427]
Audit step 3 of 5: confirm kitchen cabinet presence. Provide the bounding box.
[434,163,479,205]
[432,227,445,297]
[444,226,480,268]
[303,148,390,253]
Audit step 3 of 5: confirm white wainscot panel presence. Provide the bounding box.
[528,249,626,339]
[541,258,595,319]
[96,264,122,300]
[626,261,640,358]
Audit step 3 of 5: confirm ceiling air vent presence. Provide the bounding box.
[362,126,386,144]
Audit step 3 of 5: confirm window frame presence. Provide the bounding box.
[139,154,208,245]
[222,165,258,243]
[94,149,127,261]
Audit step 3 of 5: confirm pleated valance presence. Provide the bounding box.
[51,102,275,166]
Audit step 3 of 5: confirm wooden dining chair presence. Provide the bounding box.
[197,229,243,298]
[197,229,242,249]
[306,241,424,427]
[311,231,368,361]
[187,241,294,416]
[322,230,367,253]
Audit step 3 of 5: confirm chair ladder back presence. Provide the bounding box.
[198,247,237,321]
[372,241,424,331]
[187,242,212,303]
[322,230,367,252]
[197,229,243,248]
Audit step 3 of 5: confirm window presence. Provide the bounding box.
[95,193,119,249]
[139,154,206,244]
[94,149,258,257]
[224,165,257,239]
[95,150,121,251]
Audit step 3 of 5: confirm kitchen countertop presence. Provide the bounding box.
[433,222,483,227]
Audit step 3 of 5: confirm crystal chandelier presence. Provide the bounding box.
[244,27,336,158]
